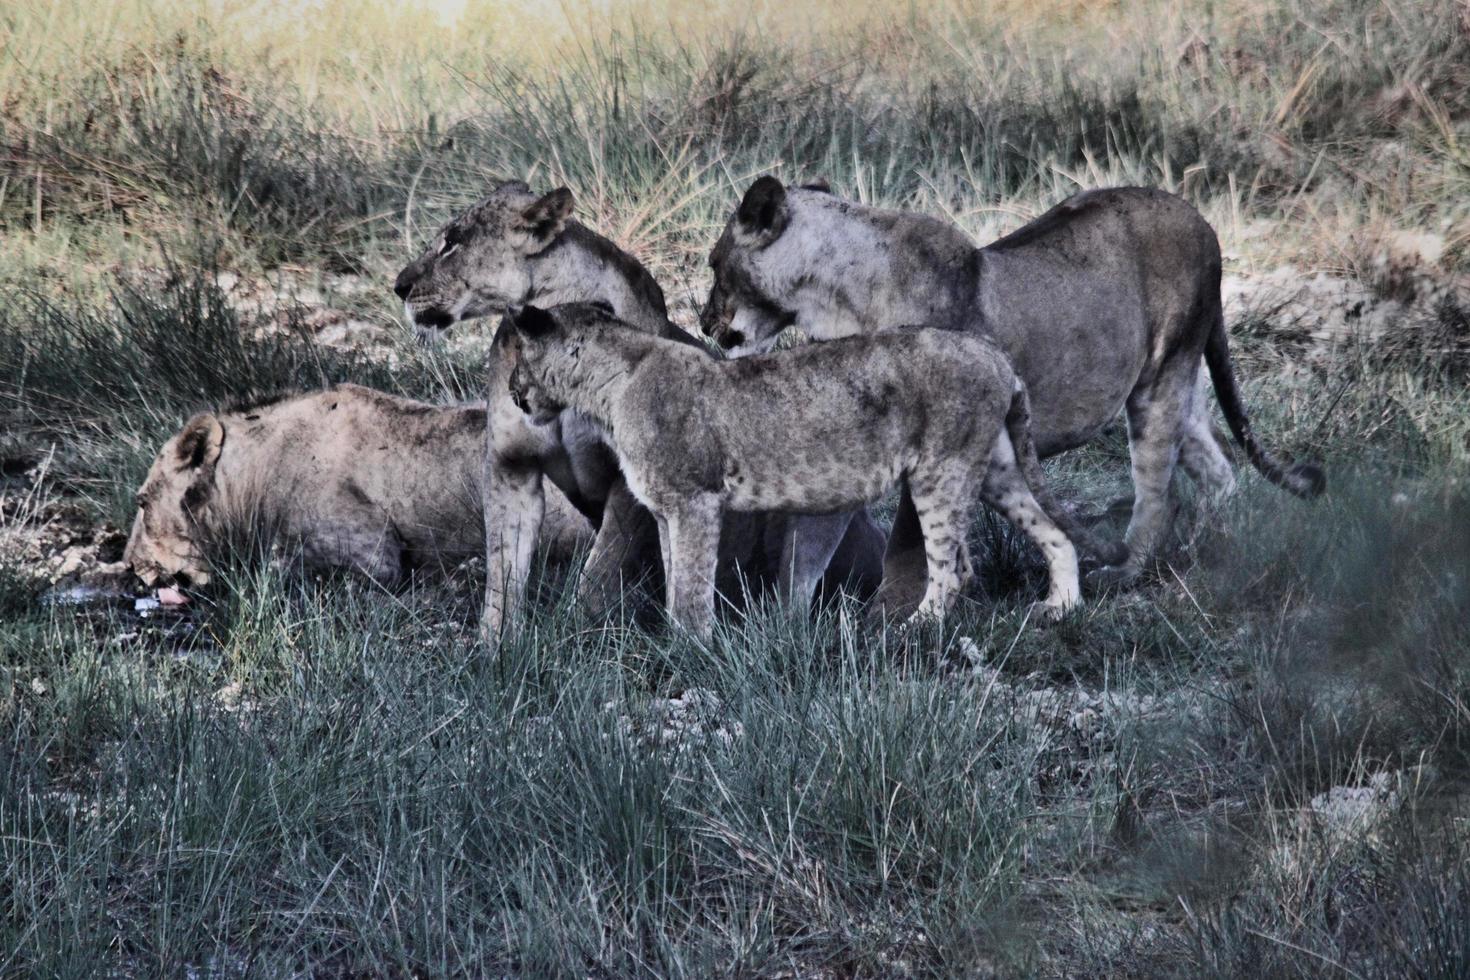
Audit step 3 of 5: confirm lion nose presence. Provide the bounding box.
[393,269,414,300]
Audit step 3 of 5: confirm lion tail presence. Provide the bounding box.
[1203,301,1325,499]
[1005,382,1130,567]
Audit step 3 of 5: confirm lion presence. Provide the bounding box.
[123,384,593,589]
[392,181,885,635]
[505,302,1125,639]
[701,178,1325,609]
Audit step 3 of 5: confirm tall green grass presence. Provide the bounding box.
[2,0,1469,974]
[5,467,1468,974]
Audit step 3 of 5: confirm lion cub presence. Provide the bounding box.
[506,302,1110,638]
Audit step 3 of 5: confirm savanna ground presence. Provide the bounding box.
[2,0,1470,975]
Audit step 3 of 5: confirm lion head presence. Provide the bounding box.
[700,175,805,354]
[123,413,225,587]
[393,181,576,338]
[504,302,621,426]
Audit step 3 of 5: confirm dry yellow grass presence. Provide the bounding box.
[1,0,1464,284]
[1,0,1236,126]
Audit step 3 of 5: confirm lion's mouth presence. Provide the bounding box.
[414,308,456,330]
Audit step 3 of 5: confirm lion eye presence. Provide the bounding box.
[439,226,468,257]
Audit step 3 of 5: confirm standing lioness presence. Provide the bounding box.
[392,181,883,633]
[702,179,1325,608]
[506,303,1122,638]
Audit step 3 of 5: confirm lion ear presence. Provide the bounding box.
[735,175,790,246]
[508,304,558,339]
[514,187,574,249]
[175,413,224,471]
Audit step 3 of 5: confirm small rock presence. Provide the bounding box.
[214,682,257,715]
[52,545,93,580]
[1307,770,1403,839]
[1382,229,1445,269]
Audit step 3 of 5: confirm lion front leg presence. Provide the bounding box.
[662,495,722,640]
[777,511,855,610]
[820,508,888,602]
[482,460,544,641]
[575,477,661,621]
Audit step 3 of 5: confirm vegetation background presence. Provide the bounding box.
[2,0,1468,975]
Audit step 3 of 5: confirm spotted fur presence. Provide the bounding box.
[391,182,886,636]
[507,303,1111,639]
[701,178,1324,609]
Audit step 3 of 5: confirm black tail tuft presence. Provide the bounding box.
[1285,462,1327,499]
[1204,298,1327,501]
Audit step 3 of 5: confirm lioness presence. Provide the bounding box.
[701,178,1325,608]
[123,384,593,589]
[392,181,884,634]
[506,302,1123,639]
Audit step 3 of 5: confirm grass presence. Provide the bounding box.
[2,0,1470,975]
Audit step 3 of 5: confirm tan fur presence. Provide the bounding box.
[123,384,592,587]
[507,303,1093,639]
[392,182,887,636]
[702,178,1323,609]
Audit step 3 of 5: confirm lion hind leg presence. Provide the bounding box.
[907,472,975,624]
[980,431,1081,617]
[1096,364,1194,588]
[1004,382,1128,567]
[1177,363,1237,500]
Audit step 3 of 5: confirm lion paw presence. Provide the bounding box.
[1026,599,1075,623]
[1085,564,1141,593]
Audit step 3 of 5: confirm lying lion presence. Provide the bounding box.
[124,384,883,608]
[123,384,593,589]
